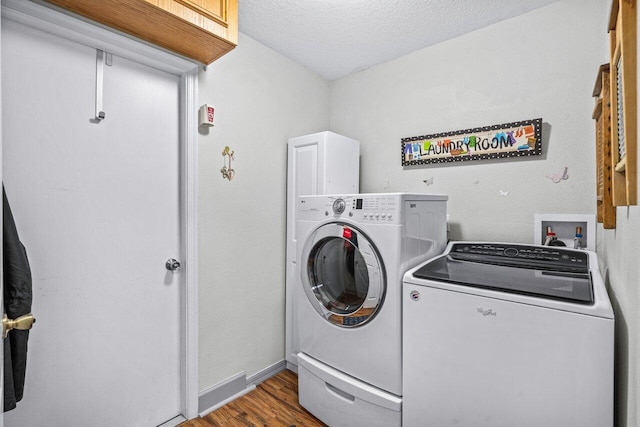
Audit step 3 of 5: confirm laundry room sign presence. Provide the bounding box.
[401,118,543,166]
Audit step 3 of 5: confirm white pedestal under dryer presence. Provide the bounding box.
[402,242,614,427]
[295,193,447,427]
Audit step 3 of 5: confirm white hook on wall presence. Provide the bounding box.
[95,49,112,121]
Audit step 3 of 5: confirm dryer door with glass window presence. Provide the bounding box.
[301,223,385,328]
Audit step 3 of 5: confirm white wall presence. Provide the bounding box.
[595,10,640,427]
[330,0,609,243]
[598,206,640,427]
[197,33,329,389]
[330,0,640,425]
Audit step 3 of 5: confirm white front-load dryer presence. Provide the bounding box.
[295,193,447,427]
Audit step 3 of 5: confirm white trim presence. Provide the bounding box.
[197,361,288,417]
[199,385,256,418]
[1,0,199,422]
[180,67,200,419]
[157,415,188,427]
[198,371,248,415]
[247,360,286,386]
[286,361,299,374]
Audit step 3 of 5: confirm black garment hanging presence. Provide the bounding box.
[3,187,33,412]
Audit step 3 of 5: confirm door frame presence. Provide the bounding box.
[0,0,199,421]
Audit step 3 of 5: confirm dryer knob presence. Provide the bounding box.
[333,198,346,214]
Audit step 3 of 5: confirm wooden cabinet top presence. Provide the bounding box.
[46,0,238,64]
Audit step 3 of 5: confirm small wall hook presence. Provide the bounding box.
[95,49,112,122]
[221,146,235,181]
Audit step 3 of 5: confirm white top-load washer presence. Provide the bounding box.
[402,242,614,427]
[295,193,447,427]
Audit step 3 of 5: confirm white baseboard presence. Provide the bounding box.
[197,359,287,417]
[158,415,188,427]
[247,359,286,386]
[286,360,298,374]
[199,385,256,417]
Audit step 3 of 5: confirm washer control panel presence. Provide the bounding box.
[450,243,589,271]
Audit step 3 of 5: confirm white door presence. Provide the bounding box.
[2,17,182,427]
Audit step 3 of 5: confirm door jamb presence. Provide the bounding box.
[0,0,200,420]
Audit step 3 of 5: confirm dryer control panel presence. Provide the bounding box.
[350,195,403,223]
[299,194,405,224]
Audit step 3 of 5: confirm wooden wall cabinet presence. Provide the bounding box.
[608,0,637,206]
[592,0,637,228]
[593,64,616,229]
[45,0,238,64]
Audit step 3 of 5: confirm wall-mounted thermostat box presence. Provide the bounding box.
[534,214,596,251]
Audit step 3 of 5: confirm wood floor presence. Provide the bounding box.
[178,370,327,427]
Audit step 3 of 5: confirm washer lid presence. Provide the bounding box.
[413,243,593,304]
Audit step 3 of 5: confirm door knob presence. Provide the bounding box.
[166,258,181,271]
[2,313,36,338]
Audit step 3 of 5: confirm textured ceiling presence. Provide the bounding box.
[238,0,558,81]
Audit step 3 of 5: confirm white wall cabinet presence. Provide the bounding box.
[285,132,359,369]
